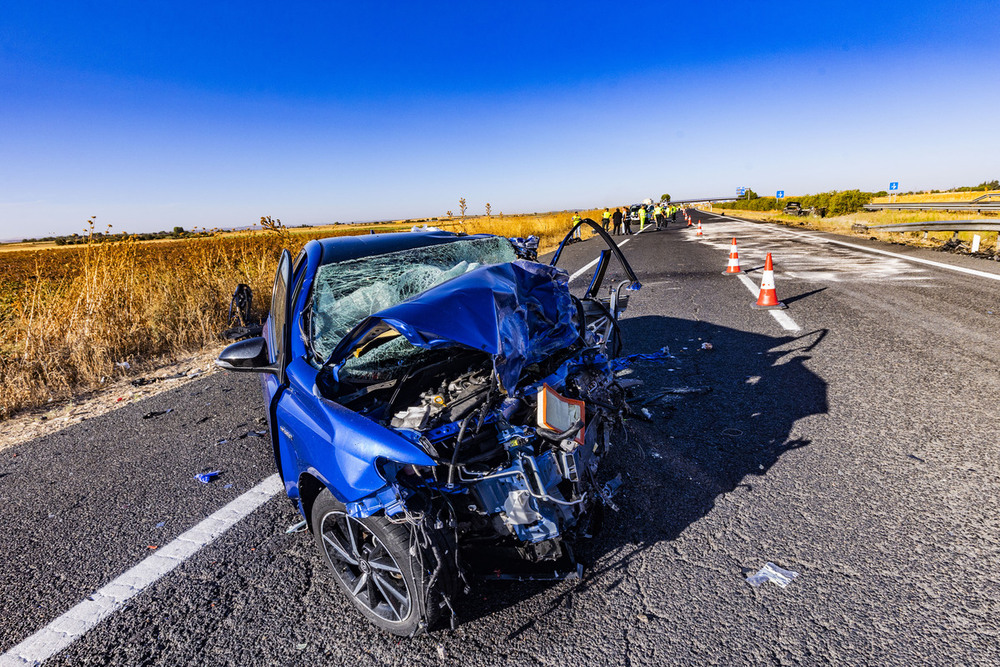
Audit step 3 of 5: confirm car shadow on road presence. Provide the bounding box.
[455,314,829,632]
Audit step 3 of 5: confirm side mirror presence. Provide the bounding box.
[216,337,278,375]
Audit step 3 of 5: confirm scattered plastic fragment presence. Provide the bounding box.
[650,450,662,459]
[131,377,158,387]
[640,386,712,405]
[286,520,308,534]
[295,643,308,650]
[437,644,446,660]
[746,563,799,588]
[223,483,233,489]
[610,346,674,371]
[194,470,221,484]
[640,407,653,419]
[600,474,624,511]
[907,454,925,463]
[142,409,173,419]
[155,521,165,528]
[238,429,268,439]
[115,361,131,370]
[147,545,158,550]
[215,439,228,445]
[700,342,713,350]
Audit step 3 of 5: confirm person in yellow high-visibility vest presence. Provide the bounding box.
[638,205,647,231]
[601,208,611,232]
[571,212,582,241]
[653,204,664,228]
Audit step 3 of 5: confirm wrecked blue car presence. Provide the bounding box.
[217,224,640,636]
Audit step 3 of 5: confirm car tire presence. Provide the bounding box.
[311,488,451,636]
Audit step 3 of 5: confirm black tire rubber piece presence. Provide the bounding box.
[311,488,451,636]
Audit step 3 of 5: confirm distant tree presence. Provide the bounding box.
[172,226,185,236]
[660,193,671,203]
[744,188,759,200]
[459,198,467,218]
[485,203,492,217]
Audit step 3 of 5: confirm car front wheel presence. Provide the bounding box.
[311,489,446,636]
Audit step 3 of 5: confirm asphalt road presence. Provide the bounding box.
[3,213,1000,665]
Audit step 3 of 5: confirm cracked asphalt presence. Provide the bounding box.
[2,214,999,665]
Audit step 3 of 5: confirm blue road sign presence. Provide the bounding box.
[737,187,745,196]
[776,190,785,199]
[889,182,899,191]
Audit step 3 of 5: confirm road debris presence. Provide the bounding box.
[600,474,624,512]
[700,342,713,351]
[115,361,131,370]
[746,562,799,588]
[194,470,222,484]
[611,346,674,371]
[142,409,173,419]
[286,520,308,534]
[130,377,158,387]
[639,386,712,406]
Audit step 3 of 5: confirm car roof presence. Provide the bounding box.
[309,230,496,266]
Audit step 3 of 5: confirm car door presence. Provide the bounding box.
[262,250,294,485]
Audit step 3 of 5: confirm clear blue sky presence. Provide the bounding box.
[2,1,998,239]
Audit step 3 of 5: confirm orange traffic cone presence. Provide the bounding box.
[696,222,703,237]
[722,238,742,274]
[751,253,787,310]
[686,216,692,227]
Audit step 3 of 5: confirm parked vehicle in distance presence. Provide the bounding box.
[782,201,827,217]
[216,223,642,636]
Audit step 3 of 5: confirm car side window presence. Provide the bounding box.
[267,250,293,379]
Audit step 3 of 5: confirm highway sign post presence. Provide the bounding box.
[776,190,784,199]
[889,181,899,203]
[737,187,745,197]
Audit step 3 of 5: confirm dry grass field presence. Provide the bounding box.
[869,189,1000,204]
[0,209,604,419]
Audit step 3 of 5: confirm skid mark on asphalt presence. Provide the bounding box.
[691,218,931,283]
[0,475,283,667]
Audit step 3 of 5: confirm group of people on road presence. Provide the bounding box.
[568,202,682,241]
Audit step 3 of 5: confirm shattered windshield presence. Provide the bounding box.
[310,236,516,363]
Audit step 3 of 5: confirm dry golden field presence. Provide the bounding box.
[0,210,604,419]
[869,189,1000,204]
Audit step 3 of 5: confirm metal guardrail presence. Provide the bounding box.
[864,202,1000,211]
[970,193,1000,203]
[866,221,1000,232]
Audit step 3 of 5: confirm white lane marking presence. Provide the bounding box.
[568,225,652,283]
[736,273,801,331]
[710,213,1000,283]
[2,474,283,667]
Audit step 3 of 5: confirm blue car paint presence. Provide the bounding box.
[261,231,507,513]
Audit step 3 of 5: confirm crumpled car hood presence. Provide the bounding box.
[323,260,578,393]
